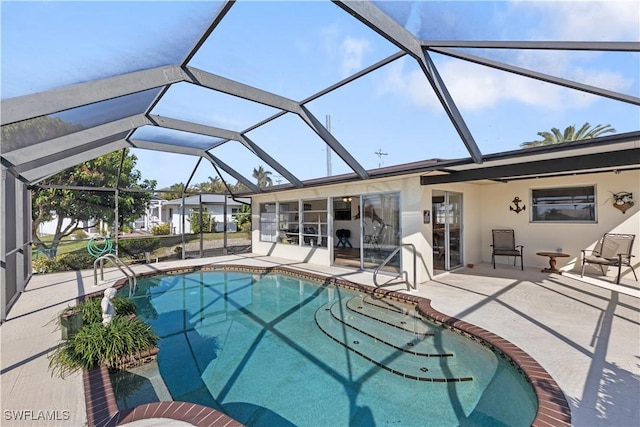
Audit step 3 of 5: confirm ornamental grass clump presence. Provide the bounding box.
[48,296,158,379]
[77,296,136,325]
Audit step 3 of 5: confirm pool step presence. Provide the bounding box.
[345,295,436,338]
[315,298,474,382]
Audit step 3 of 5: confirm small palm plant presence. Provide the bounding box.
[48,295,158,379]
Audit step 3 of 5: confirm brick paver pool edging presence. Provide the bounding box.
[96,263,571,426]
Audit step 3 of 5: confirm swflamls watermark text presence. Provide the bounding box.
[4,409,70,421]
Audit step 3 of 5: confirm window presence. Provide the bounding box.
[259,199,328,247]
[333,199,352,220]
[259,203,277,242]
[302,199,327,247]
[278,201,299,244]
[531,186,596,222]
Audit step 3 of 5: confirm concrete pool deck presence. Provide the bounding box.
[1,253,638,426]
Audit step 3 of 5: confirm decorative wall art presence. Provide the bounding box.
[612,192,634,214]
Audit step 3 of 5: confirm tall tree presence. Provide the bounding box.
[193,176,226,194]
[157,183,187,200]
[252,166,273,187]
[31,150,156,256]
[520,123,615,148]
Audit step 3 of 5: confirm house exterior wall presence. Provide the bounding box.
[251,174,431,283]
[252,169,639,283]
[163,204,239,234]
[475,170,639,275]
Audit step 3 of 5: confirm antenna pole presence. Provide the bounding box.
[326,115,332,176]
[374,148,388,168]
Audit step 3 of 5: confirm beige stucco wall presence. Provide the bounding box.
[251,174,433,283]
[475,170,640,275]
[251,169,639,283]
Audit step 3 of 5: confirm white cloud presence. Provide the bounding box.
[340,37,371,77]
[375,56,629,113]
[510,0,640,41]
[375,60,440,110]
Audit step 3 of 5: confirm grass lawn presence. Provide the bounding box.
[33,232,251,258]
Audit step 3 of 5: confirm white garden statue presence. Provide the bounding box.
[101,287,117,325]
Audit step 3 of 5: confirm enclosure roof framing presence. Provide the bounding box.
[1,0,638,195]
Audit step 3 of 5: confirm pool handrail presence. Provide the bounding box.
[373,243,417,291]
[93,253,137,297]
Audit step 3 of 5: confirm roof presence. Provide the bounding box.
[163,194,250,206]
[1,1,638,195]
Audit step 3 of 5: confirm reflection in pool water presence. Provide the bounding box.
[124,270,537,427]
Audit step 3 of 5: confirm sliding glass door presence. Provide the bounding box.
[432,191,462,272]
[361,193,400,273]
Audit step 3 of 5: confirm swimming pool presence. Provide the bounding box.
[124,268,538,426]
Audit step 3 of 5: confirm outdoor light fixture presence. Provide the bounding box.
[342,196,352,202]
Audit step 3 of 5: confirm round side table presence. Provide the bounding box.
[536,252,570,274]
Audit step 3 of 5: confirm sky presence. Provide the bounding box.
[2,0,639,190]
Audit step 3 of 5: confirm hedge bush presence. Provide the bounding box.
[73,229,88,239]
[190,211,214,234]
[33,252,95,273]
[151,223,171,235]
[118,238,161,258]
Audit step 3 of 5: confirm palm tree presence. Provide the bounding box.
[520,123,615,148]
[207,176,226,193]
[252,166,273,187]
[193,176,226,194]
[157,182,186,199]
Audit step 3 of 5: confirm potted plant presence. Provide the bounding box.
[49,294,158,378]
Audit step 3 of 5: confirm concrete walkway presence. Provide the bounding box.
[1,254,638,426]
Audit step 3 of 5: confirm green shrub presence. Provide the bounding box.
[49,294,157,378]
[118,238,161,258]
[33,256,54,273]
[56,253,95,271]
[73,229,88,239]
[48,316,159,378]
[77,296,137,325]
[34,252,95,273]
[151,223,171,235]
[235,204,251,232]
[190,211,213,234]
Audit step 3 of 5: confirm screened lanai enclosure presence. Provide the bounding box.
[1,1,639,321]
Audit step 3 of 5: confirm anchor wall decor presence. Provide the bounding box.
[509,196,526,214]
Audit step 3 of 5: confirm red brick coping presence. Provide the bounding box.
[84,264,570,427]
[83,364,242,427]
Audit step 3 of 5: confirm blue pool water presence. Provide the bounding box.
[127,270,537,427]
